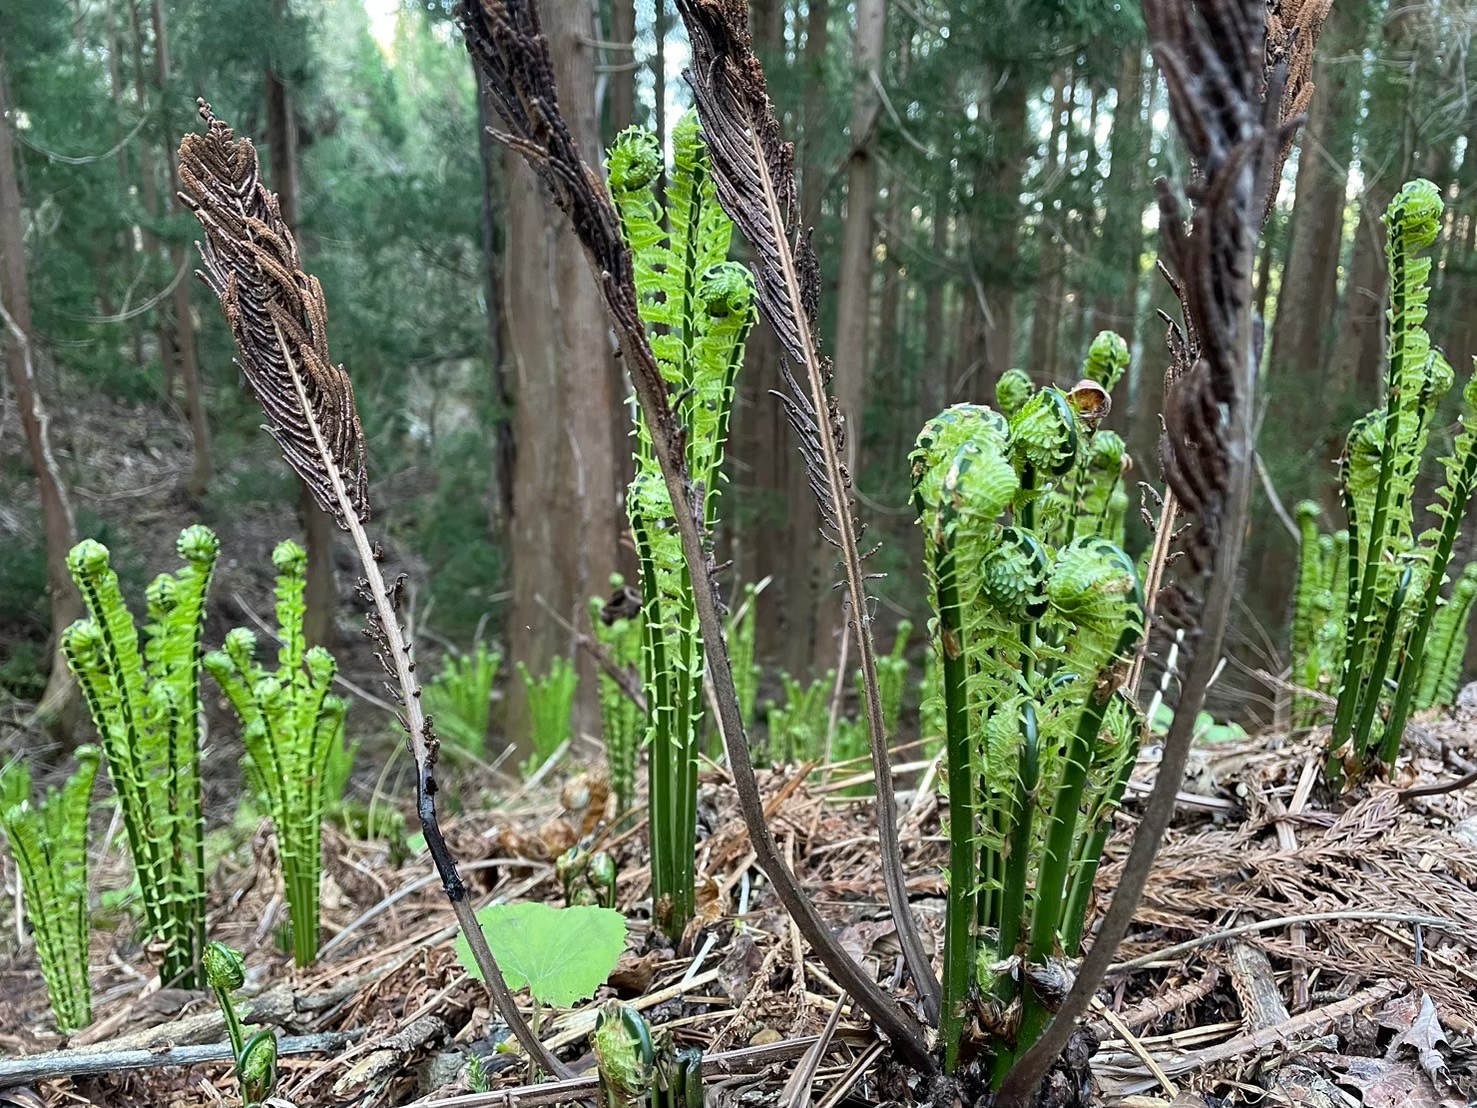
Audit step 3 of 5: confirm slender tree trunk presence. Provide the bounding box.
[128,0,175,397]
[971,70,1029,389]
[0,66,83,734]
[148,0,210,497]
[922,181,950,419]
[608,0,636,134]
[799,0,829,231]
[652,0,667,165]
[503,0,620,742]
[1269,2,1359,388]
[1093,49,1147,348]
[475,62,515,538]
[1028,70,1069,382]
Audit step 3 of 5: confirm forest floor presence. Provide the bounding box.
[1,721,1475,1107]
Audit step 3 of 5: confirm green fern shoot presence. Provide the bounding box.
[912,349,1143,1077]
[517,656,578,778]
[0,748,99,1032]
[606,111,756,940]
[424,640,501,759]
[204,540,346,966]
[62,526,218,988]
[1418,562,1477,710]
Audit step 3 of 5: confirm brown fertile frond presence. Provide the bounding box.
[456,0,678,457]
[676,0,842,543]
[674,0,942,1019]
[177,102,368,526]
[1265,0,1332,208]
[1147,0,1291,576]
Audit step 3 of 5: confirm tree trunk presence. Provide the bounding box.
[608,0,636,134]
[1268,2,1359,389]
[922,180,950,419]
[1093,49,1147,349]
[967,69,1029,391]
[0,66,83,734]
[798,0,829,231]
[1027,70,1069,382]
[127,0,174,398]
[503,0,620,744]
[475,62,515,539]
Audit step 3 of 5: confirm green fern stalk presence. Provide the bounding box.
[607,113,756,940]
[727,581,763,732]
[517,657,578,778]
[62,527,217,988]
[0,748,99,1031]
[591,579,644,814]
[204,540,346,966]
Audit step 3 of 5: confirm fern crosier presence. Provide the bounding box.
[912,386,1143,1075]
[0,747,99,1031]
[62,527,217,988]
[204,540,345,966]
[606,113,756,941]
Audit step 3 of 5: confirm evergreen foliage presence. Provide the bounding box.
[62,527,218,988]
[0,748,99,1032]
[204,539,346,966]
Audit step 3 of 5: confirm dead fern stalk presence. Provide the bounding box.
[175,103,568,1079]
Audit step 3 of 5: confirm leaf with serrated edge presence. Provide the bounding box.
[455,903,627,1008]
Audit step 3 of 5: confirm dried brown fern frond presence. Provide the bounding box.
[998,0,1301,1099]
[674,0,940,1021]
[455,0,936,1070]
[176,103,567,1079]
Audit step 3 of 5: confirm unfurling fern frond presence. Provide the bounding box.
[592,578,644,815]
[63,527,217,988]
[179,105,562,1077]
[0,747,99,1031]
[423,642,501,758]
[606,114,753,940]
[205,540,346,966]
[1419,562,1477,710]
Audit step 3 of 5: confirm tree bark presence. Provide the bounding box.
[0,65,83,734]
[475,62,515,539]
[503,0,620,743]
[1093,49,1147,350]
[1027,70,1069,383]
[150,0,211,498]
[127,0,175,398]
[1269,2,1359,389]
[608,0,636,134]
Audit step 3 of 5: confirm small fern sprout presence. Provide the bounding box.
[591,577,644,814]
[1081,329,1130,390]
[1419,563,1477,710]
[517,656,578,778]
[62,527,217,988]
[205,941,278,1108]
[205,539,346,966]
[995,369,1033,418]
[0,747,99,1032]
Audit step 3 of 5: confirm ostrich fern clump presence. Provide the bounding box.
[606,112,756,940]
[517,657,578,778]
[1289,502,1348,726]
[0,748,99,1032]
[204,539,346,966]
[424,641,501,758]
[62,526,217,988]
[1324,180,1477,782]
[912,347,1143,1076]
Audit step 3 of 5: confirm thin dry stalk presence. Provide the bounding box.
[175,104,566,1078]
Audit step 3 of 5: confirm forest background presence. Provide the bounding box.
[2,0,1473,755]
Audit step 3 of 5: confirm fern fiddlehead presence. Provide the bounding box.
[607,113,756,940]
[0,747,99,1031]
[62,526,217,987]
[204,540,346,966]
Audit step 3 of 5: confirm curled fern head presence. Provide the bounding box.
[204,941,246,990]
[306,646,337,683]
[606,127,662,193]
[1082,330,1129,390]
[146,573,179,621]
[995,369,1033,418]
[1423,350,1455,403]
[1009,387,1079,477]
[61,619,104,666]
[945,441,1020,522]
[911,404,1009,504]
[980,527,1049,621]
[271,539,307,575]
[66,539,111,580]
[202,650,232,684]
[1088,430,1126,474]
[253,676,286,707]
[1384,178,1443,252]
[224,627,258,665]
[177,525,220,566]
[699,261,755,317]
[239,1031,279,1105]
[1295,500,1320,526]
[1047,537,1142,635]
